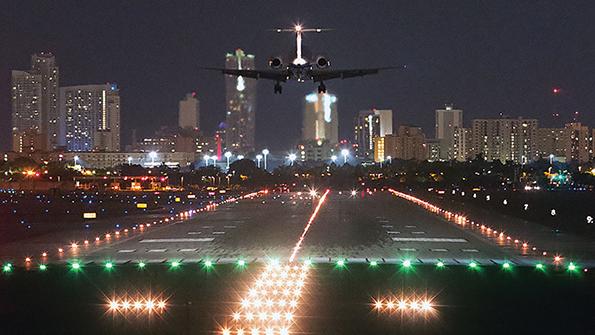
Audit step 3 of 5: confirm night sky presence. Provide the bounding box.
[2,1,595,151]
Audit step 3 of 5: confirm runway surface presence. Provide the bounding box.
[5,190,541,267]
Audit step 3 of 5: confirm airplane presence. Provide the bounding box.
[203,24,403,94]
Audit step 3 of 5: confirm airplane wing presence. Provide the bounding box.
[201,67,287,82]
[311,66,404,82]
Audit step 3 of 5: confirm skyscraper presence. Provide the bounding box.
[302,92,338,144]
[354,109,393,159]
[179,92,200,130]
[472,117,538,164]
[11,70,43,152]
[31,53,60,149]
[435,105,463,160]
[11,52,60,152]
[225,49,256,154]
[61,83,120,152]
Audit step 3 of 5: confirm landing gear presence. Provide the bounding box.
[274,82,283,94]
[317,82,327,94]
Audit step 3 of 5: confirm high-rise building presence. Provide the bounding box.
[225,49,256,154]
[354,109,393,159]
[453,127,473,161]
[565,122,591,163]
[302,92,338,145]
[179,92,200,130]
[537,128,568,161]
[31,53,60,149]
[11,70,44,152]
[11,52,60,152]
[435,105,463,160]
[298,139,336,162]
[394,125,427,161]
[472,117,538,164]
[61,83,120,152]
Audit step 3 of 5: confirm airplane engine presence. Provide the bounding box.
[268,57,283,69]
[316,56,330,69]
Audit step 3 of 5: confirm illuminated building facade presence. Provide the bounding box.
[435,104,463,161]
[354,109,393,159]
[61,83,120,152]
[471,117,538,164]
[453,127,473,161]
[565,122,592,163]
[11,70,44,152]
[179,92,200,130]
[302,92,338,144]
[225,49,256,154]
[31,53,60,149]
[394,125,427,161]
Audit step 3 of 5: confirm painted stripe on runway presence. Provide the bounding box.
[462,248,480,252]
[147,249,167,253]
[430,248,449,252]
[387,231,400,234]
[412,231,426,235]
[187,231,202,235]
[178,248,197,252]
[392,237,468,243]
[212,231,225,235]
[381,225,393,228]
[224,225,236,229]
[117,249,136,253]
[140,238,215,243]
[399,248,417,251]
[404,225,417,228]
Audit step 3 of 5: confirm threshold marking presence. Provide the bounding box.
[117,249,136,253]
[392,237,468,243]
[140,238,215,243]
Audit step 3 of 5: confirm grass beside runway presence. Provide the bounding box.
[0,263,593,334]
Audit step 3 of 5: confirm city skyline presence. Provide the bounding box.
[3,2,595,151]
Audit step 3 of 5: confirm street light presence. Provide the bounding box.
[237,155,245,160]
[73,155,79,166]
[288,153,297,166]
[256,154,263,168]
[386,156,392,164]
[341,149,349,164]
[127,156,133,165]
[262,149,270,170]
[212,155,217,167]
[331,155,337,164]
[549,154,554,165]
[203,155,210,167]
[224,151,232,170]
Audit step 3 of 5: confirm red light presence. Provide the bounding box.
[552,88,561,94]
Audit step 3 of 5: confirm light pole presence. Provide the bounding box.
[203,155,210,167]
[256,154,263,168]
[73,155,79,166]
[288,153,297,166]
[341,149,349,164]
[237,155,245,160]
[127,156,133,165]
[262,149,269,170]
[331,155,337,164]
[224,151,232,170]
[549,154,554,165]
[149,151,157,166]
[387,156,392,164]
[212,155,217,167]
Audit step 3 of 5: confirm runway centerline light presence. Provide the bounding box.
[237,259,246,267]
[369,260,378,267]
[336,259,345,267]
[204,260,213,268]
[468,262,478,269]
[138,261,146,269]
[39,264,47,271]
[71,262,81,270]
[502,262,511,270]
[402,259,412,268]
[3,263,12,272]
[535,263,545,271]
[105,261,114,270]
[568,262,577,272]
[171,261,180,268]
[436,261,445,268]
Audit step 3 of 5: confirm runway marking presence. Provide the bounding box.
[378,220,390,223]
[223,225,236,229]
[411,231,426,235]
[212,231,225,235]
[202,226,213,228]
[462,248,480,252]
[147,249,167,253]
[178,248,197,252]
[430,248,449,252]
[381,225,393,228]
[399,248,417,251]
[386,231,400,234]
[187,231,202,235]
[404,225,417,228]
[140,238,215,243]
[117,249,136,253]
[391,237,468,243]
